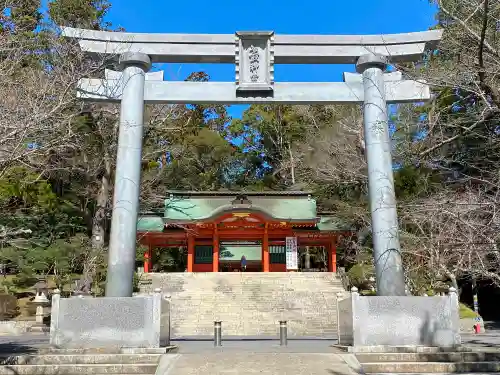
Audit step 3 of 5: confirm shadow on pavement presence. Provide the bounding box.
[485,321,500,331]
[0,343,38,355]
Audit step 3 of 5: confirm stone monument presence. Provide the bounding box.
[49,288,171,348]
[337,287,461,347]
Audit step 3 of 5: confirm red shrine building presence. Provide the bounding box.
[136,191,351,273]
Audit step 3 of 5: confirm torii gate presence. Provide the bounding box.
[63,27,442,298]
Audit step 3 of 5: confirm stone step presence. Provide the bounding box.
[171,329,338,336]
[189,296,342,298]
[172,323,338,329]
[172,321,338,325]
[345,345,474,353]
[172,291,344,301]
[170,304,337,308]
[362,361,500,373]
[370,373,500,375]
[0,364,158,375]
[148,272,345,337]
[357,352,500,363]
[170,302,339,307]
[0,354,162,365]
[169,296,342,300]
[37,347,176,355]
[170,312,338,317]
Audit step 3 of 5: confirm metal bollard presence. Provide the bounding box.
[214,320,222,347]
[279,320,288,346]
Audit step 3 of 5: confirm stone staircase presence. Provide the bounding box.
[0,348,169,375]
[140,272,345,338]
[354,346,500,374]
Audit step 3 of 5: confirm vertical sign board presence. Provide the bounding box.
[285,237,298,271]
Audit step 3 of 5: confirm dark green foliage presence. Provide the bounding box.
[394,166,441,199]
[11,0,42,33]
[152,247,187,272]
[48,0,111,30]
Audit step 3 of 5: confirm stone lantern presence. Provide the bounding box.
[33,279,49,303]
[30,278,50,332]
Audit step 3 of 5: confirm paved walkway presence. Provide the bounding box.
[0,333,499,375]
[0,333,499,353]
[159,352,362,375]
[172,339,339,354]
[462,333,500,349]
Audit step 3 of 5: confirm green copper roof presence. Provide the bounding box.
[317,216,353,231]
[164,191,317,221]
[136,192,353,233]
[135,214,351,232]
[137,215,164,232]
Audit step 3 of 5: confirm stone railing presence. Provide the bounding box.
[337,267,350,291]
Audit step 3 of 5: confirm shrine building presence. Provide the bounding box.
[136,191,351,273]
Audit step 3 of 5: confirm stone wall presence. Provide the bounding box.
[49,290,170,348]
[0,320,32,335]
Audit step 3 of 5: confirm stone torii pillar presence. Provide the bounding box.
[357,54,405,296]
[106,52,151,297]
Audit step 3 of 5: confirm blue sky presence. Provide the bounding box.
[104,0,438,118]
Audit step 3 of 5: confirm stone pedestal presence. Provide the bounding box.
[50,288,170,348]
[337,287,461,347]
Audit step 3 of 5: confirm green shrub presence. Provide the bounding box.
[347,264,374,287]
[0,294,19,319]
[459,303,480,319]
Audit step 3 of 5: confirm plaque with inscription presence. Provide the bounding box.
[235,31,274,93]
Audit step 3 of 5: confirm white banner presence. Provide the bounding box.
[285,237,298,270]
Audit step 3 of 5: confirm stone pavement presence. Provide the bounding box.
[160,352,362,375]
[0,335,360,375]
[1,332,500,375]
[173,338,339,353]
[0,334,48,353]
[462,333,500,349]
[1,332,500,352]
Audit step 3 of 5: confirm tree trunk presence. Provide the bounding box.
[85,156,111,282]
[92,157,111,249]
[288,145,296,185]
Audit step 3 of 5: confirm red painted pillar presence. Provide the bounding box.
[328,237,337,273]
[187,235,194,272]
[213,227,219,272]
[263,224,270,272]
[144,245,153,273]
